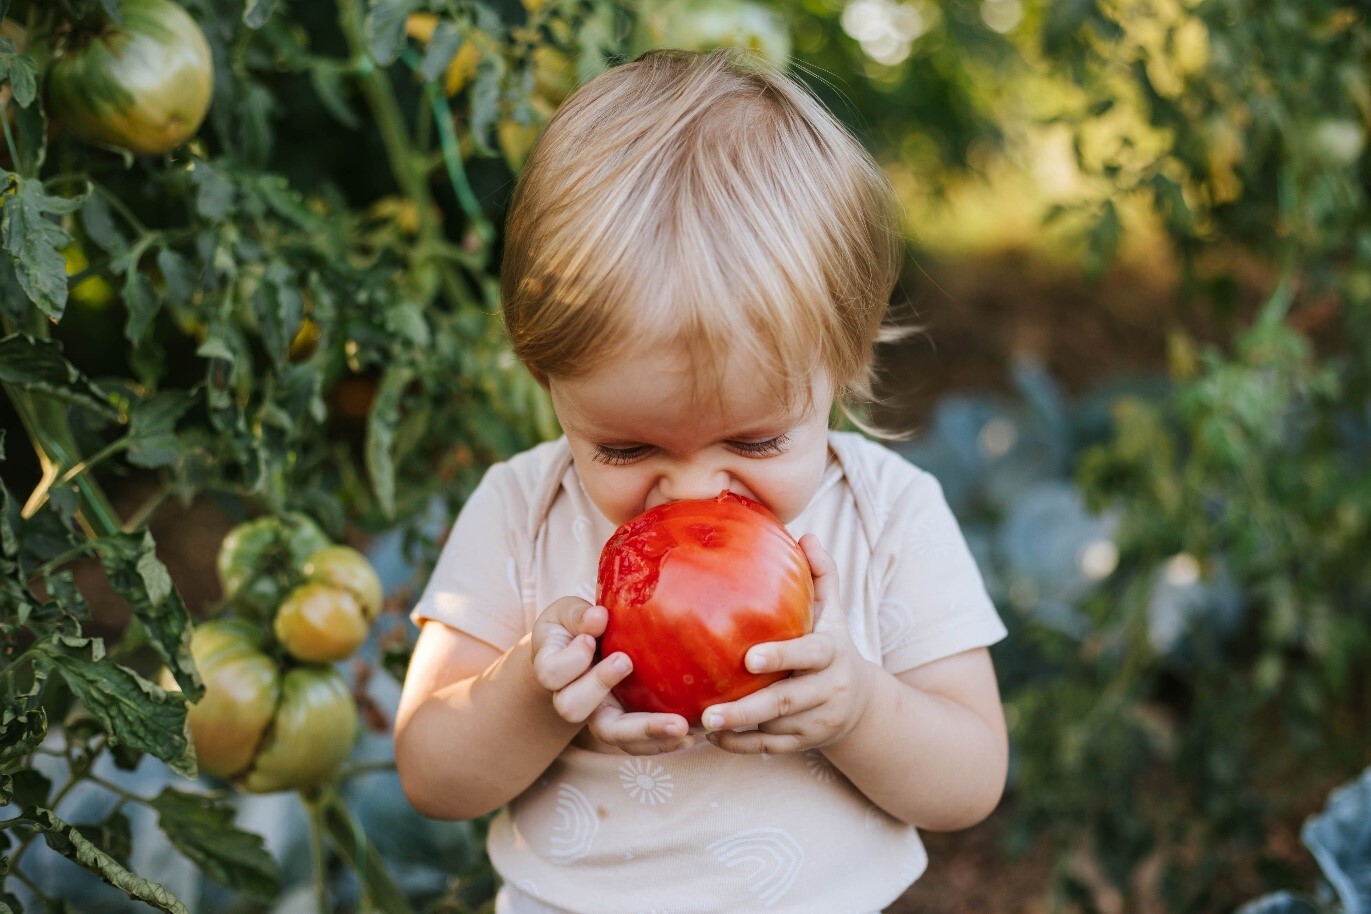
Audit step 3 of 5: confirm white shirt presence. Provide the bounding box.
[412,432,1007,914]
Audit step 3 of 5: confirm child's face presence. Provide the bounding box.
[549,345,833,527]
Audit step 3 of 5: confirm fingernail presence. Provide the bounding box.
[613,654,631,674]
[745,651,766,673]
[703,712,724,730]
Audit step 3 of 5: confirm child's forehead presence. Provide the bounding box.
[552,339,821,434]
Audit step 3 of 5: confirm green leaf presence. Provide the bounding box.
[420,21,463,83]
[366,364,414,520]
[123,270,159,343]
[469,54,506,157]
[34,637,195,777]
[94,532,202,700]
[76,809,133,867]
[243,0,280,28]
[156,247,197,306]
[191,162,235,222]
[0,702,47,785]
[0,334,120,419]
[0,177,87,320]
[126,391,195,468]
[0,51,38,107]
[152,789,280,901]
[254,262,304,367]
[309,63,362,130]
[80,193,128,256]
[366,0,424,65]
[25,806,190,914]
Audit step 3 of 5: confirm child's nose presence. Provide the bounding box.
[659,461,731,503]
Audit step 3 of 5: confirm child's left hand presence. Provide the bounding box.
[701,534,878,754]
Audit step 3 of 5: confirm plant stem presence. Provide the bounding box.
[335,0,480,314]
[304,791,331,914]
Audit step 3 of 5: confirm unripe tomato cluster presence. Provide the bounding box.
[166,513,383,793]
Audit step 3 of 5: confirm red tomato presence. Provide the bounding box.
[597,491,814,725]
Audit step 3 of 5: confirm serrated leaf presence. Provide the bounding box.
[0,694,46,768]
[243,0,279,28]
[421,21,463,83]
[156,247,197,306]
[191,162,235,222]
[366,0,424,65]
[309,64,362,130]
[123,270,159,343]
[0,334,119,419]
[254,262,304,367]
[34,638,195,777]
[152,790,280,901]
[1,177,86,320]
[125,391,195,468]
[94,532,202,700]
[76,809,133,867]
[0,52,37,107]
[26,806,189,914]
[80,193,128,256]
[469,54,505,157]
[366,364,414,519]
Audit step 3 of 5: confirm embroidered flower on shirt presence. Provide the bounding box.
[804,751,837,783]
[618,758,674,806]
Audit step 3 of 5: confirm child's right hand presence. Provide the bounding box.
[531,597,694,755]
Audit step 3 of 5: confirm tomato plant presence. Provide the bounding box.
[597,491,813,724]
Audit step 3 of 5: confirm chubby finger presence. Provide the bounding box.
[798,535,841,630]
[533,631,599,693]
[742,631,837,677]
[706,727,808,755]
[545,597,609,638]
[550,652,634,723]
[588,705,694,754]
[700,674,827,733]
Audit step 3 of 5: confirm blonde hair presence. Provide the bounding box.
[500,48,904,421]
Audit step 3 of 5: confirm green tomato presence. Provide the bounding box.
[632,0,792,69]
[168,619,281,781]
[242,665,358,794]
[303,545,384,620]
[46,0,214,156]
[216,513,332,617]
[273,582,369,663]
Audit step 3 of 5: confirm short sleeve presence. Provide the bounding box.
[409,463,528,651]
[875,471,1007,673]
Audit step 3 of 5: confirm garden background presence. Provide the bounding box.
[1,0,1368,912]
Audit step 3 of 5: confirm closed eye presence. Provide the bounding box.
[592,444,652,465]
[728,433,790,458]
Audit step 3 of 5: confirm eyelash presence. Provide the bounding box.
[592,434,791,466]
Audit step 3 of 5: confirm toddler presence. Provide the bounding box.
[395,48,1008,914]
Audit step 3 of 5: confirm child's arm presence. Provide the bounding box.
[396,598,617,819]
[701,535,1009,831]
[395,598,694,819]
